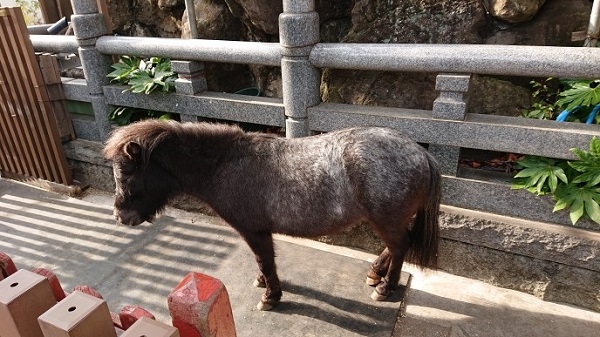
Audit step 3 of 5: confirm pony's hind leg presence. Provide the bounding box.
[253,273,266,288]
[239,230,282,311]
[366,248,391,286]
[370,224,411,301]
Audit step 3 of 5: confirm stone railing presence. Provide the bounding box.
[29,0,600,229]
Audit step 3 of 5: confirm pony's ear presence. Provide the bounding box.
[124,141,143,162]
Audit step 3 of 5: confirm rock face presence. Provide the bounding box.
[107,0,183,38]
[105,0,591,112]
[180,0,254,92]
[320,0,589,114]
[345,0,487,44]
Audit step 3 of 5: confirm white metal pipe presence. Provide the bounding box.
[585,0,600,47]
[184,0,198,39]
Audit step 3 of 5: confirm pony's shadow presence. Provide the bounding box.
[273,280,405,336]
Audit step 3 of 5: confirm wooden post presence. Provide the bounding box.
[38,291,117,337]
[120,317,179,337]
[37,53,76,141]
[168,272,236,337]
[0,270,57,337]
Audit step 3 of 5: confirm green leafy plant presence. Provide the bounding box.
[521,78,600,124]
[109,107,171,126]
[108,56,176,94]
[520,78,559,120]
[512,156,568,195]
[107,56,141,84]
[512,137,600,225]
[107,56,176,125]
[557,79,600,111]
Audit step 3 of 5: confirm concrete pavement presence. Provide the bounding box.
[1,177,600,336]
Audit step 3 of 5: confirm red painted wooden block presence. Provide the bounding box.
[0,252,17,281]
[32,268,67,301]
[72,285,103,299]
[119,305,156,330]
[168,272,236,337]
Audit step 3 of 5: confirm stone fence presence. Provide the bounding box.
[29,0,600,229]
[26,0,600,311]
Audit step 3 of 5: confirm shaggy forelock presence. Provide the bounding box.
[102,120,244,162]
[102,120,176,160]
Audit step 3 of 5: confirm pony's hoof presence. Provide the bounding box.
[253,278,266,288]
[256,300,276,311]
[370,289,389,301]
[366,276,381,286]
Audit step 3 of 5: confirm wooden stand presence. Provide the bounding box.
[120,317,179,337]
[38,291,117,337]
[0,270,57,337]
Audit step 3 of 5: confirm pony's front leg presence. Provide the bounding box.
[239,230,282,311]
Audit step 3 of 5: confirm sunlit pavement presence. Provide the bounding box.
[1,178,599,337]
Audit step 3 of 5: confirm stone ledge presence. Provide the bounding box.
[439,205,600,273]
[440,239,600,312]
[63,139,111,167]
[443,176,600,231]
[308,103,600,161]
[102,85,285,127]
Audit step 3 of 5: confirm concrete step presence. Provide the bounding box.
[393,317,452,337]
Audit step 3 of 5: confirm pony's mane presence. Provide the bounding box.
[103,120,243,160]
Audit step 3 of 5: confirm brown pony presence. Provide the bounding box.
[103,120,441,310]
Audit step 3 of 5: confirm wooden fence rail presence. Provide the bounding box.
[0,7,72,185]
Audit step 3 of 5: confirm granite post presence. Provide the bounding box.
[171,60,207,122]
[430,74,472,176]
[280,0,321,138]
[69,0,113,141]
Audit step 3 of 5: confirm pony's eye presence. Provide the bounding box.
[121,163,137,175]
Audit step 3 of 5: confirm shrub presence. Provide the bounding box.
[512,137,600,225]
[521,78,600,124]
[107,56,176,125]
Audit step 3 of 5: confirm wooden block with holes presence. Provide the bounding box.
[0,252,18,281]
[0,269,57,337]
[38,291,117,337]
[120,317,179,337]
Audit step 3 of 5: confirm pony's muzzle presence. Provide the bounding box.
[114,208,145,226]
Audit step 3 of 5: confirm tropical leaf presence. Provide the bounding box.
[512,156,567,194]
[553,184,600,225]
[557,80,600,111]
[107,56,177,125]
[107,56,141,83]
[108,107,134,126]
[127,71,155,94]
[568,137,600,187]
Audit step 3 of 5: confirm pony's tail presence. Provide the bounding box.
[406,152,441,270]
